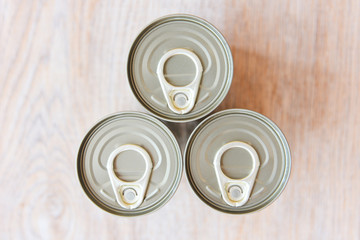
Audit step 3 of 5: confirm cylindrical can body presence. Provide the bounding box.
[185,109,291,214]
[128,14,233,122]
[77,112,182,216]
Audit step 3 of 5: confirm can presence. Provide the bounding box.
[127,14,233,122]
[185,109,291,214]
[77,112,182,216]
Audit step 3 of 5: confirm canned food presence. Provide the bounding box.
[185,109,291,213]
[77,112,182,216]
[127,14,233,122]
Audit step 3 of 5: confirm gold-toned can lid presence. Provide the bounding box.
[77,112,182,216]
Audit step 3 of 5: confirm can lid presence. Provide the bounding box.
[185,109,291,213]
[128,14,233,122]
[77,112,182,216]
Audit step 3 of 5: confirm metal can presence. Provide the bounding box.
[77,112,182,216]
[127,14,233,122]
[185,109,291,214]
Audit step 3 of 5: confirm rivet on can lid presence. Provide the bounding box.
[123,188,137,203]
[228,185,243,201]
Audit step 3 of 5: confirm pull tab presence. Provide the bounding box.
[107,144,153,209]
[156,48,203,114]
[213,141,260,207]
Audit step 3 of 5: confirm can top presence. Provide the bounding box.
[185,109,291,213]
[128,14,233,122]
[77,112,183,216]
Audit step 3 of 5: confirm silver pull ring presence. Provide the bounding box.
[213,141,260,207]
[156,48,203,114]
[107,144,153,209]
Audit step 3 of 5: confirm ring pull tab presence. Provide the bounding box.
[107,144,153,209]
[213,141,260,207]
[156,48,203,114]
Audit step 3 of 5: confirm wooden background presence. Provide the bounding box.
[0,0,359,239]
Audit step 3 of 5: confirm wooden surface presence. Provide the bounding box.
[1,0,359,239]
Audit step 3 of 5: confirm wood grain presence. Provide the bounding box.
[0,0,359,239]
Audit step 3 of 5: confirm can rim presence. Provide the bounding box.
[77,111,183,216]
[184,109,292,214]
[127,14,233,122]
